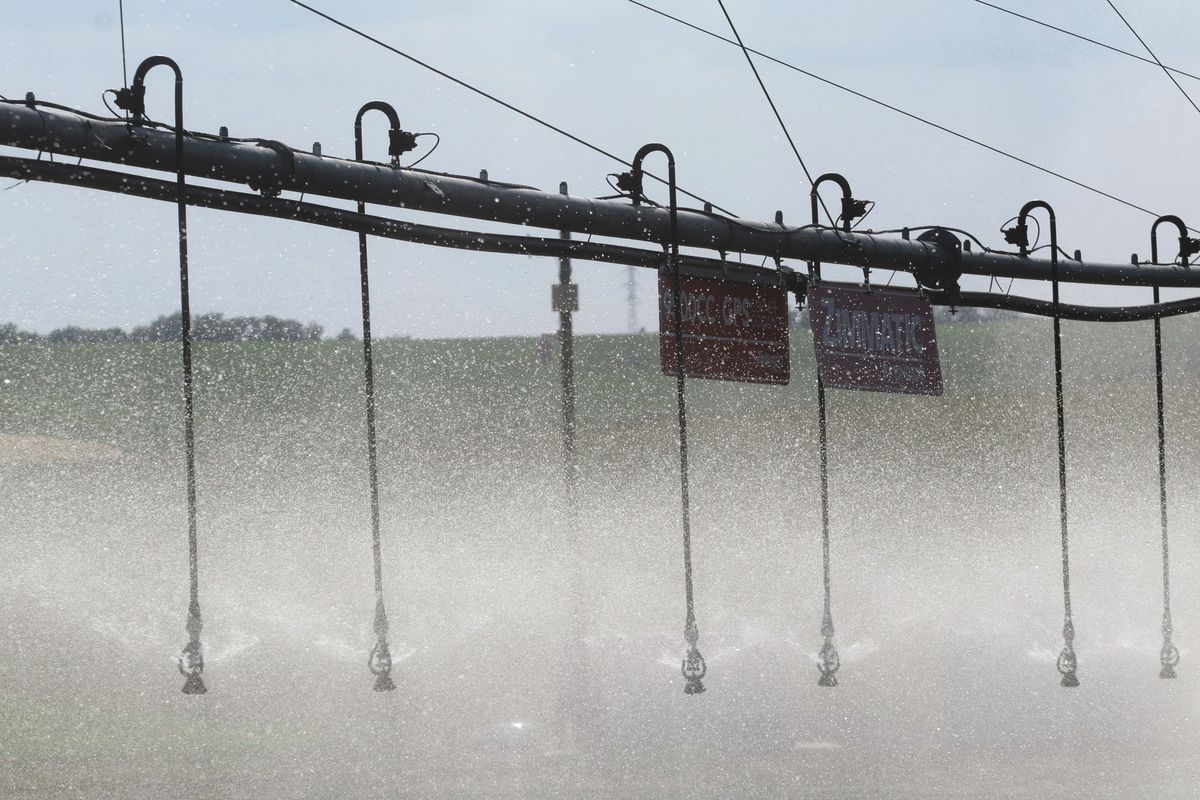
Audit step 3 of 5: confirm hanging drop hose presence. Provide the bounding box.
[1007,202,1078,686]
[815,375,839,687]
[1149,215,1192,678]
[809,176,844,687]
[629,143,706,694]
[356,101,408,693]
[1014,201,1079,687]
[1053,272,1079,686]
[1152,286,1179,680]
[112,56,207,695]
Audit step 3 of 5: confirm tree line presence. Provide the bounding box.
[0,312,342,345]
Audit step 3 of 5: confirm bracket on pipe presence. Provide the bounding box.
[913,228,963,301]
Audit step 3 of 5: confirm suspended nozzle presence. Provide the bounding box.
[368,597,396,692]
[1160,611,1180,679]
[817,609,840,687]
[681,618,706,695]
[1160,652,1180,680]
[179,600,206,695]
[1056,617,1079,688]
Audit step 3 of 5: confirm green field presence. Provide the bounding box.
[2,318,1198,799]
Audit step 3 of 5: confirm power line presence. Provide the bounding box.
[974,0,1200,84]
[284,0,737,216]
[713,0,836,227]
[625,0,1187,230]
[1103,0,1200,118]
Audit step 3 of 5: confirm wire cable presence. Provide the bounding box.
[624,0,1196,233]
[405,132,439,169]
[284,0,738,216]
[714,0,837,227]
[1104,0,1200,118]
[974,1,1200,84]
[118,0,129,89]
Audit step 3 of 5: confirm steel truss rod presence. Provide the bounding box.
[8,155,1200,322]
[927,289,1200,322]
[2,100,1198,290]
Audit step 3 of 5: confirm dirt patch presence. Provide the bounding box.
[0,433,121,463]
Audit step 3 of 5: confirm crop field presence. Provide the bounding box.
[2,317,1199,798]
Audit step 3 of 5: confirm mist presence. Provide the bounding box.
[2,319,1196,798]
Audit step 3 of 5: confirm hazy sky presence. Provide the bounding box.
[2,1,1197,337]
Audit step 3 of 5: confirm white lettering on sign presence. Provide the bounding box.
[807,282,943,396]
[661,289,777,330]
[818,296,927,356]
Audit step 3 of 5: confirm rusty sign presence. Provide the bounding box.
[659,270,790,385]
[807,283,943,395]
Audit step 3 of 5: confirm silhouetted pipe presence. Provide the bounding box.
[5,100,1200,289]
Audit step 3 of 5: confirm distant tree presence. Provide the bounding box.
[0,323,41,344]
[336,327,357,341]
[7,312,326,345]
[134,311,324,343]
[132,312,184,343]
[46,326,128,344]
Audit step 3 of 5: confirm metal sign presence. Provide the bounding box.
[659,270,790,385]
[808,283,943,395]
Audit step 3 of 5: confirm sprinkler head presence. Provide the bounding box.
[112,84,147,120]
[1003,223,1029,249]
[182,672,208,695]
[840,196,870,229]
[615,170,643,202]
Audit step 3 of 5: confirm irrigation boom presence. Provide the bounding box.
[2,98,1198,296]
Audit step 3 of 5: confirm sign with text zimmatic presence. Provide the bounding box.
[807,283,943,395]
[658,271,790,385]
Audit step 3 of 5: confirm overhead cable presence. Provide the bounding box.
[974,0,1200,83]
[284,0,738,216]
[1103,0,1200,119]
[714,0,836,226]
[624,0,1189,230]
